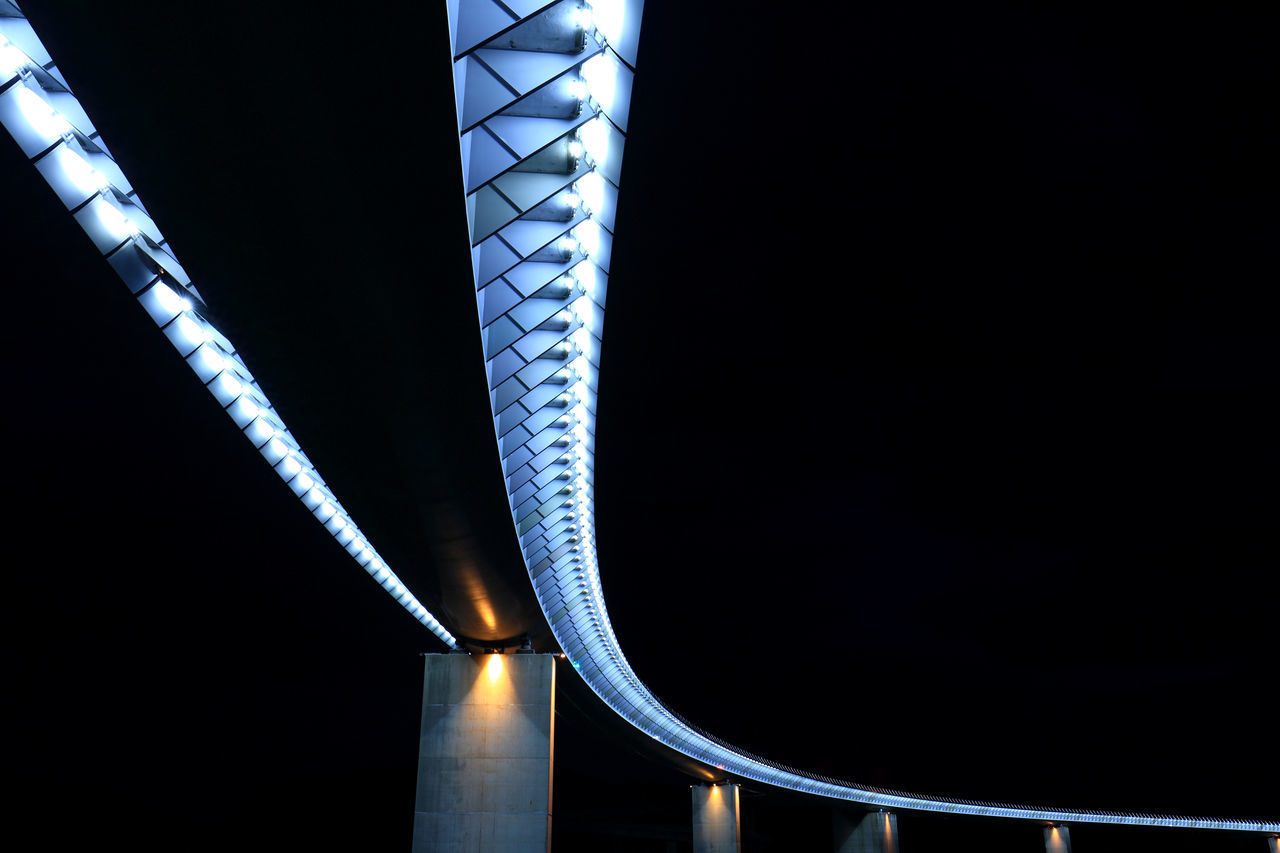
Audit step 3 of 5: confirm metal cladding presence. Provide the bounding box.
[0,2,457,648]
[448,0,651,773]
[1,0,1269,834]
[450,0,1279,833]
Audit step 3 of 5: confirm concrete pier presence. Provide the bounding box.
[412,653,555,853]
[691,783,741,853]
[833,810,899,853]
[1044,824,1072,853]
[1267,835,1279,853]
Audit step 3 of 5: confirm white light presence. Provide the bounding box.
[561,191,581,210]
[573,5,593,31]
[297,473,314,491]
[0,37,27,78]
[320,502,335,517]
[153,283,192,315]
[571,261,599,296]
[570,326,594,359]
[282,456,302,476]
[236,398,260,420]
[95,200,138,241]
[269,437,288,458]
[176,314,210,347]
[59,148,110,195]
[568,354,591,379]
[575,171,606,215]
[568,139,584,159]
[571,295,596,328]
[558,236,579,256]
[589,0,625,39]
[218,372,242,396]
[567,78,588,100]
[573,221,601,257]
[248,418,275,444]
[197,345,224,373]
[577,116,610,165]
[580,54,615,107]
[15,84,71,139]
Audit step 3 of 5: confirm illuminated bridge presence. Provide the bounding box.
[4,1,1275,850]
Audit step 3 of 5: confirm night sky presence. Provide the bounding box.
[5,2,1276,851]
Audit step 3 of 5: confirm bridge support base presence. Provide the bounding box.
[691,782,741,852]
[833,810,899,852]
[1044,824,1072,853]
[412,653,555,853]
[1267,835,1279,853]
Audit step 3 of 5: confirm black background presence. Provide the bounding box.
[5,1,1276,850]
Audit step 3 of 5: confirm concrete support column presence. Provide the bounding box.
[1043,824,1072,853]
[1266,835,1279,853]
[412,653,555,853]
[833,810,899,853]
[691,783,741,853]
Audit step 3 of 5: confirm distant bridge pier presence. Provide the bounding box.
[1267,834,1279,853]
[833,809,899,852]
[1044,823,1072,853]
[412,652,555,853]
[691,782,742,852]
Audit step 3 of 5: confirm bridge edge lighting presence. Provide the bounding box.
[2,2,1265,831]
[0,5,458,649]
[448,0,1279,833]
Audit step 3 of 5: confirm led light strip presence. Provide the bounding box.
[451,0,1278,832]
[0,3,457,648]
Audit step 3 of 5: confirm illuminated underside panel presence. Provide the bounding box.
[449,0,1277,833]
[2,0,1267,833]
[0,2,457,648]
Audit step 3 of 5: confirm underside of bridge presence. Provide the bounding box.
[4,0,1277,850]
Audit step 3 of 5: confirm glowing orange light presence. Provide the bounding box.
[486,653,503,683]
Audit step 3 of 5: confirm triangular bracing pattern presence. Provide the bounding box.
[2,0,1269,832]
[450,0,643,712]
[448,0,1280,833]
